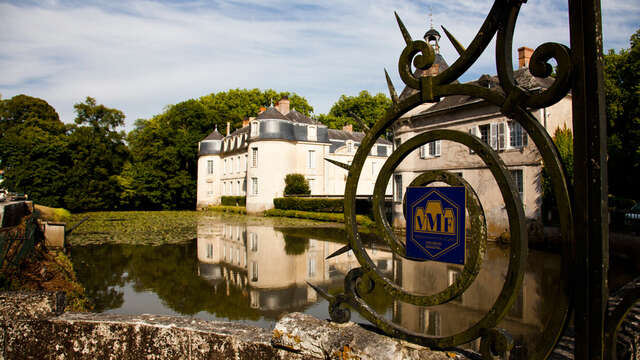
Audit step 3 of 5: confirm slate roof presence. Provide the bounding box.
[227,125,249,138]
[202,128,223,141]
[327,129,392,145]
[256,107,288,121]
[416,68,556,116]
[285,109,316,124]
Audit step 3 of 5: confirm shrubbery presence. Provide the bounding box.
[264,209,374,226]
[220,196,246,207]
[284,174,310,195]
[273,197,372,215]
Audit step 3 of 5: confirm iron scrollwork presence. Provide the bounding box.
[309,0,585,358]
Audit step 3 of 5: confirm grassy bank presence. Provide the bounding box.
[204,205,247,214]
[264,208,374,227]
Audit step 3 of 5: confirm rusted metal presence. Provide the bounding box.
[306,1,620,358]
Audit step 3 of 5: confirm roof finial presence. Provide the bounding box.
[429,5,433,29]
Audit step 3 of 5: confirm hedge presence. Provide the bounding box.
[273,197,372,215]
[264,208,374,227]
[221,196,246,207]
[205,205,247,214]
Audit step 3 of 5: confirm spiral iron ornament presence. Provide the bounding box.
[306,1,584,358]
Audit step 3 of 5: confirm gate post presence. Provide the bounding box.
[568,0,609,358]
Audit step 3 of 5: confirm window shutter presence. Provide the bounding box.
[498,122,506,150]
[490,123,498,150]
[435,140,441,156]
[420,145,426,159]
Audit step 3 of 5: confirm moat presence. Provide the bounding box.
[67,211,571,353]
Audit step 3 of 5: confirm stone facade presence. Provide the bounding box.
[197,98,392,213]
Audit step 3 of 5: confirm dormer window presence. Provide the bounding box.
[250,121,259,137]
[347,140,353,153]
[308,125,317,141]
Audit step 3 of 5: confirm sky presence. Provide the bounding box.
[1,0,638,131]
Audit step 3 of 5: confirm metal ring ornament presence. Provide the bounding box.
[370,136,488,306]
[322,1,575,356]
[343,128,528,347]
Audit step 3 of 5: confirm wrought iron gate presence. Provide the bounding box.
[308,0,639,358]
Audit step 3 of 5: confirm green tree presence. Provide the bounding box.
[124,90,312,210]
[541,127,573,224]
[199,88,313,135]
[284,173,310,196]
[316,91,391,131]
[123,100,214,209]
[0,95,69,207]
[64,97,129,211]
[604,28,640,200]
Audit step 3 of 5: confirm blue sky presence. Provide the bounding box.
[1,0,638,130]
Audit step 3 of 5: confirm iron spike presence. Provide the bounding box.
[441,26,466,56]
[306,281,333,301]
[394,11,413,45]
[325,245,352,260]
[347,111,370,133]
[384,69,399,105]
[324,158,350,171]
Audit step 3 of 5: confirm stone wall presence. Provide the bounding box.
[0,291,461,360]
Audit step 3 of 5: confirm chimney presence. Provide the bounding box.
[226,121,231,136]
[342,124,353,132]
[276,96,290,115]
[258,106,266,114]
[242,116,250,128]
[518,46,534,69]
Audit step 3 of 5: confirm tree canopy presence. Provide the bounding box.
[604,28,640,200]
[316,90,391,132]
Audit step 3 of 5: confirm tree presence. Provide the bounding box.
[0,95,69,207]
[64,97,129,211]
[199,88,313,135]
[604,28,640,200]
[317,91,391,131]
[123,99,214,209]
[124,90,312,210]
[541,127,573,224]
[284,174,310,196]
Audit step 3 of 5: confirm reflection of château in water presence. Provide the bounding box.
[391,247,561,353]
[196,217,393,318]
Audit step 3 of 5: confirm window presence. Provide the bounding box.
[510,169,524,202]
[420,141,441,158]
[508,121,527,148]
[250,121,259,137]
[223,159,227,174]
[207,182,214,197]
[207,160,214,175]
[448,269,462,303]
[206,243,213,259]
[347,141,353,153]
[308,150,316,169]
[479,124,490,144]
[237,181,241,196]
[251,262,258,282]
[394,174,403,202]
[251,177,258,195]
[250,233,258,252]
[308,257,316,277]
[307,178,315,193]
[308,126,317,141]
[242,179,246,195]
[251,148,258,168]
[244,154,248,171]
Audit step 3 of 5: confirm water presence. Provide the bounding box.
[70,212,565,354]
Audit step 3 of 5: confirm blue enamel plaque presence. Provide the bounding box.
[406,186,466,264]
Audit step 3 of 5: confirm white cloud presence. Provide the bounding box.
[0,0,637,130]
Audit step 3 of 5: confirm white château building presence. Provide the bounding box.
[197,97,392,213]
